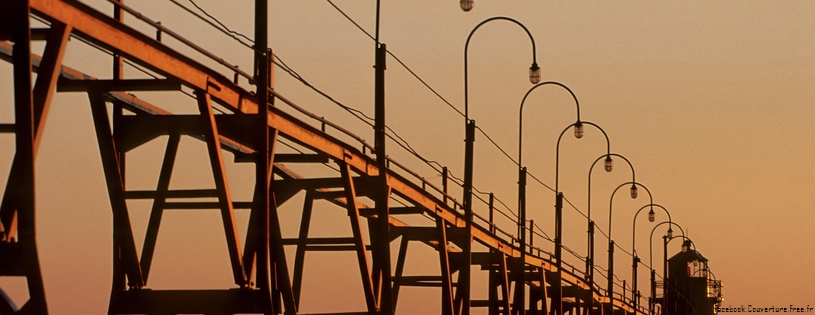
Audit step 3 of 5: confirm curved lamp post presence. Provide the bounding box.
[549,120,612,315]
[663,235,696,314]
[606,181,653,314]
[649,221,685,315]
[631,204,672,314]
[584,153,636,315]
[517,81,581,315]
[463,16,537,315]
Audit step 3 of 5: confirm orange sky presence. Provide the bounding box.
[1,0,814,313]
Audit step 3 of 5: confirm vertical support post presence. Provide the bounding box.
[10,1,48,313]
[442,166,449,204]
[515,167,527,315]
[460,119,476,315]
[529,220,534,251]
[488,193,495,234]
[2,16,70,243]
[110,2,127,294]
[553,193,564,315]
[650,269,655,315]
[633,256,639,315]
[662,236,668,315]
[487,191,495,315]
[253,0,273,313]
[374,42,393,315]
[585,221,595,315]
[607,240,615,315]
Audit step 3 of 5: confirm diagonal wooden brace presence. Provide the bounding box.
[340,162,378,313]
[195,90,247,287]
[87,92,144,288]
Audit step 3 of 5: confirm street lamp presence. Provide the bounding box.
[518,81,581,315]
[463,16,537,315]
[584,153,636,315]
[460,0,474,12]
[648,221,686,315]
[554,120,611,315]
[631,204,672,315]
[663,235,696,313]
[605,181,653,315]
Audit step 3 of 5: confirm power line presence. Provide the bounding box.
[168,0,254,49]
[173,0,639,268]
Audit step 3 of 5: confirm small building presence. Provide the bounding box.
[661,240,723,315]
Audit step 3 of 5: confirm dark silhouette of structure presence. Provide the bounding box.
[659,240,723,315]
[0,0,722,314]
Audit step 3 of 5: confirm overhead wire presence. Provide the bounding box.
[168,0,642,276]
[168,0,253,49]
[322,0,636,263]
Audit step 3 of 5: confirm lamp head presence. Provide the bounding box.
[630,184,638,199]
[681,239,691,253]
[603,155,613,172]
[529,63,541,84]
[648,209,655,222]
[574,122,584,139]
[460,0,474,11]
[667,227,674,239]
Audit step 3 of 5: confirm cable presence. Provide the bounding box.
[186,0,255,44]
[562,195,588,219]
[168,0,254,49]
[386,51,464,117]
[175,0,613,263]
[326,0,375,41]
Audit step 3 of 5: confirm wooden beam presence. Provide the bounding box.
[195,90,246,286]
[340,163,377,313]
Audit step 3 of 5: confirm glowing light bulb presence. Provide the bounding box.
[460,0,473,11]
[604,156,613,172]
[529,63,541,84]
[574,122,584,139]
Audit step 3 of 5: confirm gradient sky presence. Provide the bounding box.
[1,0,814,314]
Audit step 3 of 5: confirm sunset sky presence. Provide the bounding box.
[1,0,814,313]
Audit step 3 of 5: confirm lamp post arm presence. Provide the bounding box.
[608,181,652,241]
[556,121,611,193]
[518,81,581,168]
[465,16,537,122]
[649,221,686,269]
[633,203,672,258]
[587,153,635,221]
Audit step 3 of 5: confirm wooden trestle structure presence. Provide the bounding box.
[0,0,657,314]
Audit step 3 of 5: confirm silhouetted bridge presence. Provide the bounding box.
[0,1,719,314]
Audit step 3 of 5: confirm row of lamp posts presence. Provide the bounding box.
[460,15,698,315]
